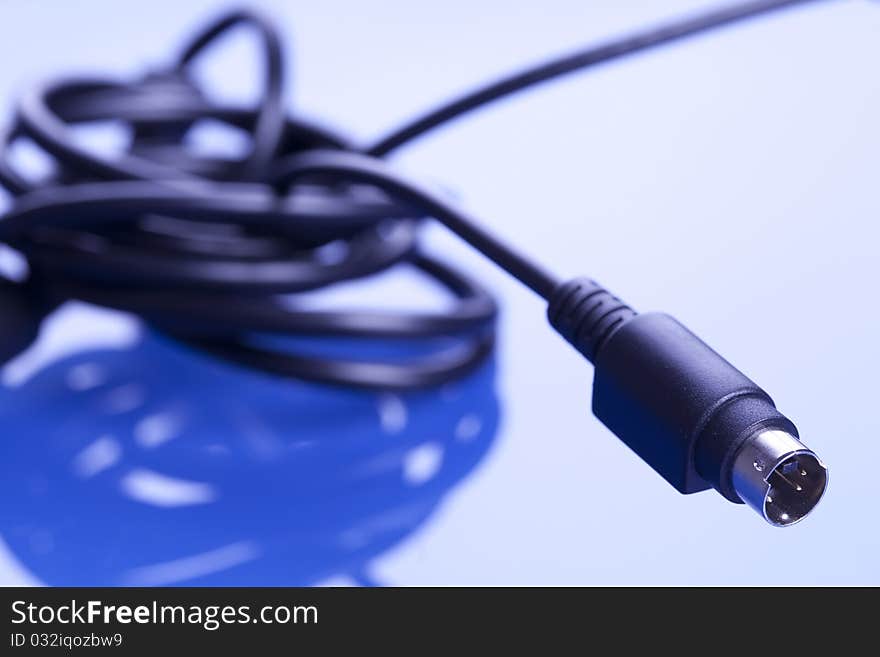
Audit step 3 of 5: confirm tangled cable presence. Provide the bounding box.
[0,1,820,389]
[0,11,502,390]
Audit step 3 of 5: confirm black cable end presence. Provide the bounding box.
[547,278,636,363]
[548,281,828,527]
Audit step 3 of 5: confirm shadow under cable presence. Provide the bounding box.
[0,314,500,586]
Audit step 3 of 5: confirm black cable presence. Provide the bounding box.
[269,150,560,298]
[0,0,826,390]
[176,10,286,178]
[368,0,829,156]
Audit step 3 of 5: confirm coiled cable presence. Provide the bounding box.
[0,0,823,389]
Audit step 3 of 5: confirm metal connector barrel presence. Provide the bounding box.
[732,429,828,527]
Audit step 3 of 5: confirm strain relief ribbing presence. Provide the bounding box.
[547,277,636,363]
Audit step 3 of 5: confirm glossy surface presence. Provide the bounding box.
[1,0,878,584]
[0,307,498,585]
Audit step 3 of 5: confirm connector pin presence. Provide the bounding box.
[732,429,828,527]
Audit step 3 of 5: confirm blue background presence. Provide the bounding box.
[0,0,878,585]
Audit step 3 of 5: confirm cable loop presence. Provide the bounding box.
[0,10,498,390]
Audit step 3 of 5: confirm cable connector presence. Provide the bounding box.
[548,278,828,527]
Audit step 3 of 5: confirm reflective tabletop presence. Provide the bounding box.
[1,0,878,585]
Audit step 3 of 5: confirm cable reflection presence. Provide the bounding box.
[0,311,499,585]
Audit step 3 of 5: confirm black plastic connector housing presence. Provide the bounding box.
[549,278,800,504]
[592,312,798,501]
